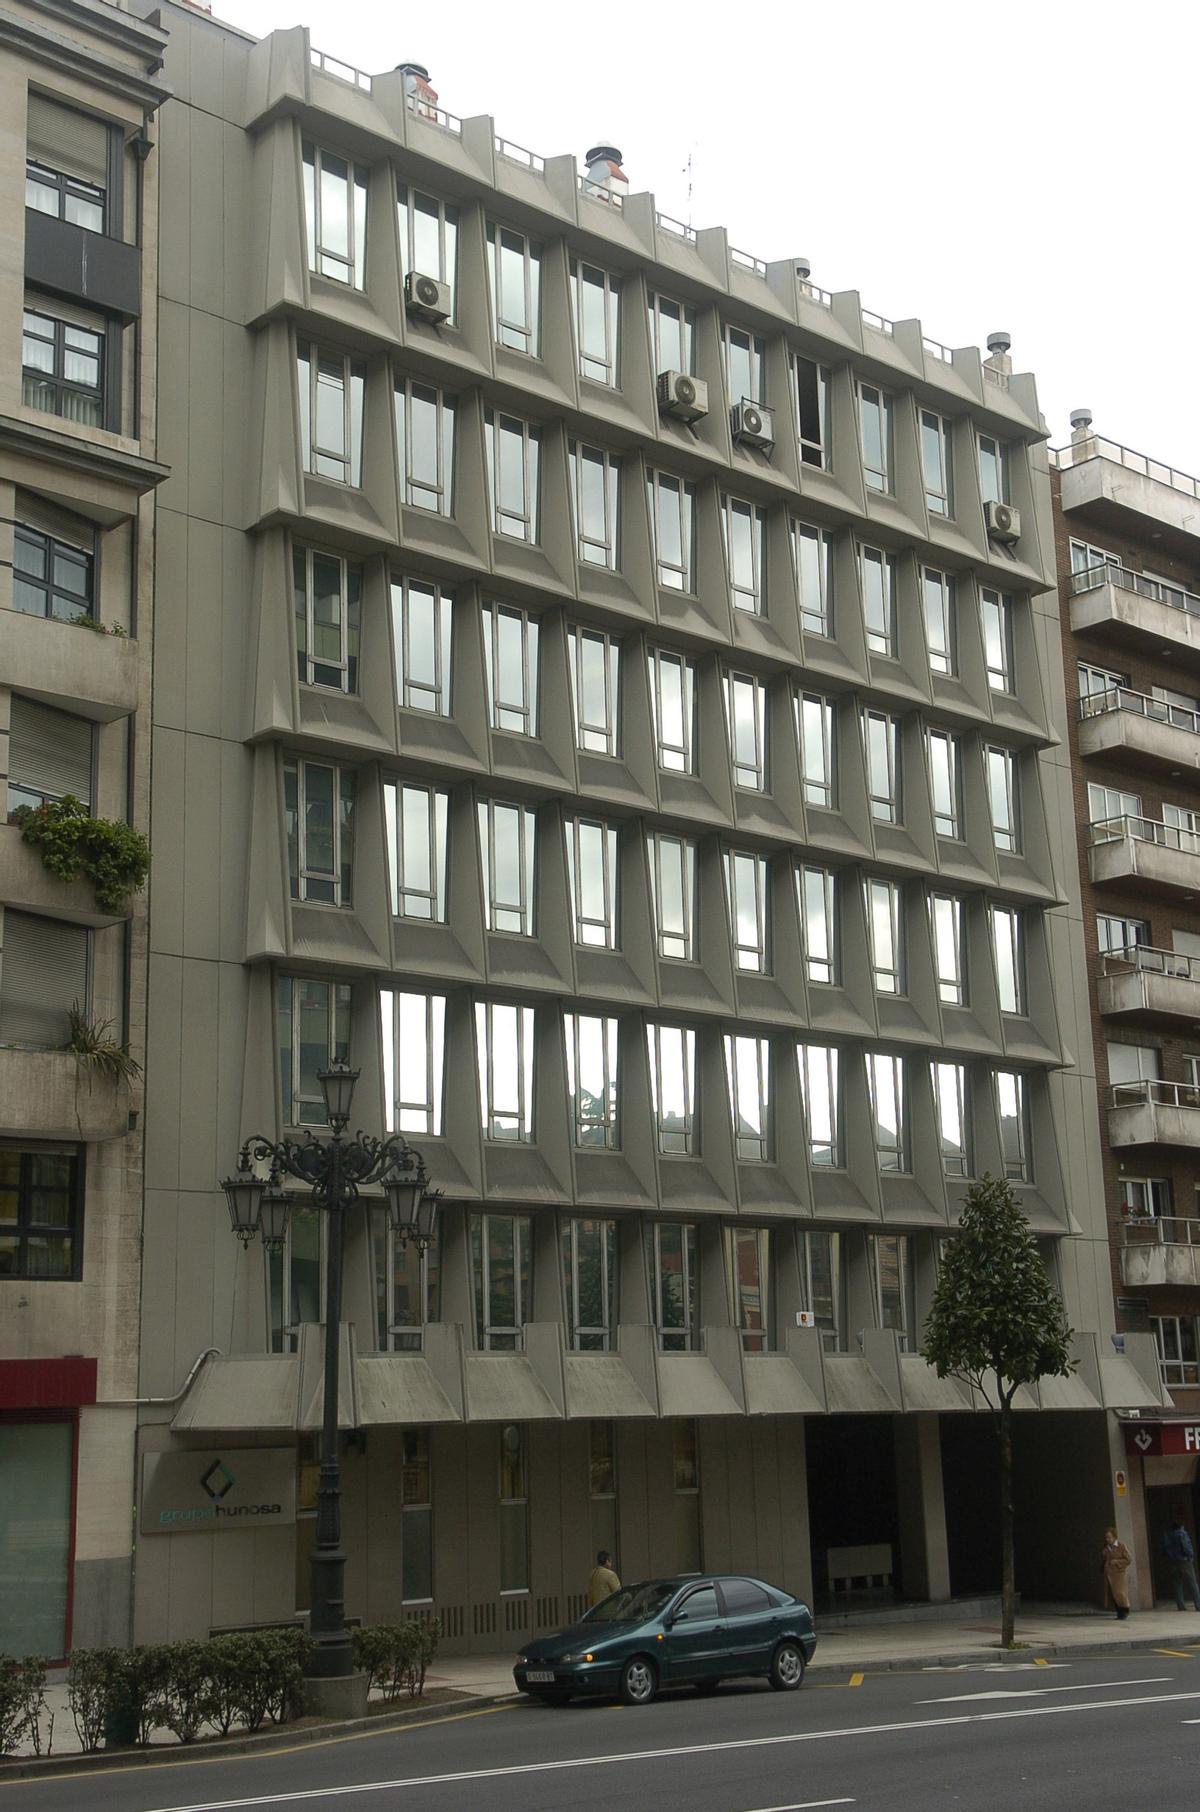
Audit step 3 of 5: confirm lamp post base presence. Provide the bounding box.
[301,1671,370,1722]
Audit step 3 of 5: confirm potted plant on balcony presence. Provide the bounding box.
[12,795,149,915]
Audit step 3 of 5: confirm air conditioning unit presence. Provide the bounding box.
[731,399,775,450]
[986,499,1021,544]
[657,369,708,424]
[796,1310,817,1329]
[404,270,451,324]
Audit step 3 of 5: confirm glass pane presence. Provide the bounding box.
[0,1423,73,1657]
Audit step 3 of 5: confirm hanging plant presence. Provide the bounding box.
[13,796,150,915]
[64,1003,142,1085]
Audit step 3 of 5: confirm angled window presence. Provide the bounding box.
[791,520,833,637]
[927,728,961,839]
[797,690,835,809]
[0,1144,82,1281]
[858,381,893,492]
[562,1217,618,1349]
[871,1233,914,1348]
[302,142,368,287]
[728,1225,771,1351]
[475,1002,535,1141]
[867,1051,908,1172]
[472,1213,532,1349]
[26,96,109,232]
[0,912,88,1049]
[981,589,1014,693]
[648,469,696,591]
[395,378,456,514]
[930,892,965,1005]
[650,834,697,962]
[799,1043,840,1167]
[297,342,364,485]
[648,293,696,374]
[22,304,105,427]
[722,322,766,405]
[485,410,541,541]
[860,544,897,657]
[724,669,768,792]
[863,709,901,823]
[380,987,446,1136]
[992,906,1025,1014]
[647,1023,697,1154]
[276,976,352,1127]
[800,1229,842,1349]
[565,1012,619,1148]
[477,798,537,935]
[996,1070,1029,1181]
[482,602,539,735]
[724,848,770,973]
[268,1205,322,1352]
[722,494,768,615]
[923,568,957,675]
[933,1061,969,1176]
[294,546,361,691]
[725,1033,771,1161]
[920,410,953,517]
[568,625,621,756]
[570,259,621,386]
[392,575,452,716]
[486,222,541,355]
[648,647,696,774]
[986,746,1019,853]
[498,1418,530,1585]
[978,433,1011,506]
[569,443,620,569]
[648,1220,699,1351]
[565,817,619,949]
[284,758,355,904]
[7,697,92,816]
[798,865,837,985]
[375,1230,439,1363]
[793,355,831,469]
[13,507,93,622]
[384,780,448,920]
[397,182,458,316]
[866,876,904,994]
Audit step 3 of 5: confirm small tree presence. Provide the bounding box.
[922,1174,1074,1647]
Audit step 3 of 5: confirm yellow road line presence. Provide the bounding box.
[847,1672,865,1687]
[1153,1647,1193,1658]
[1034,1657,1049,1666]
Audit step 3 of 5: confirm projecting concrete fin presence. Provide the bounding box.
[823,1354,900,1414]
[355,1356,461,1425]
[656,1353,743,1419]
[463,1354,560,1421]
[297,1322,359,1430]
[563,1354,656,1419]
[171,1354,299,1431]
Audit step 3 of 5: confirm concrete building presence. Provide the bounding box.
[1053,417,1200,1604]
[87,5,1164,1651]
[0,0,167,1655]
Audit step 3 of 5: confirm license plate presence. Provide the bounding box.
[525,1669,555,1684]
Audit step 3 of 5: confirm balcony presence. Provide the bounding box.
[1120,1217,1200,1289]
[1088,815,1200,899]
[0,1047,130,1141]
[1079,688,1200,776]
[1098,946,1200,1024]
[1108,1079,1200,1150]
[1069,566,1200,665]
[1055,438,1200,556]
[0,608,139,723]
[0,823,131,927]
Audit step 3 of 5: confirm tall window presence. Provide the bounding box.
[867,1051,908,1172]
[928,729,961,839]
[871,1234,914,1347]
[0,914,88,1048]
[12,516,93,622]
[859,382,893,492]
[589,1421,618,1559]
[648,1222,699,1350]
[571,260,620,386]
[648,648,696,774]
[933,1062,969,1176]
[380,988,446,1135]
[1154,1317,1200,1390]
[650,835,697,962]
[799,1044,840,1166]
[397,183,459,315]
[930,893,965,1005]
[728,1226,771,1352]
[284,758,355,904]
[565,1014,619,1148]
[302,142,368,287]
[268,1207,321,1353]
[297,343,364,485]
[723,495,767,615]
[986,747,1019,853]
[276,977,351,1125]
[800,1230,841,1348]
[866,877,904,994]
[798,865,837,985]
[374,1228,439,1355]
[562,1218,618,1349]
[792,521,833,637]
[475,1003,535,1141]
[978,433,1011,505]
[921,410,953,516]
[648,470,696,591]
[473,1216,532,1350]
[724,670,768,791]
[863,710,901,823]
[861,545,897,657]
[923,568,956,675]
[6,698,92,815]
[486,223,541,355]
[996,1070,1029,1181]
[398,1430,433,1602]
[725,1033,771,1160]
[395,379,456,514]
[25,96,108,231]
[724,849,770,974]
[981,590,1014,692]
[498,1424,529,1590]
[793,356,831,469]
[722,323,765,405]
[0,1144,82,1280]
[992,906,1025,1014]
[482,602,538,735]
[294,547,361,691]
[384,781,448,920]
[569,444,620,569]
[485,411,541,541]
[568,626,621,756]
[648,293,696,374]
[392,576,452,715]
[477,799,537,936]
[565,817,619,949]
[22,305,104,427]
[647,1023,697,1154]
[797,691,835,809]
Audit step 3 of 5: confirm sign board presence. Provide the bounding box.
[141,1448,296,1535]
[1124,1423,1200,1459]
[1114,1469,1127,1498]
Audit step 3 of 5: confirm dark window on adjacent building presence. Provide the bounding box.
[25,94,111,234]
[13,518,94,622]
[22,305,106,426]
[0,1143,83,1280]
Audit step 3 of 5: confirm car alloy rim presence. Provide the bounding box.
[627,1661,653,1699]
[778,1646,802,1684]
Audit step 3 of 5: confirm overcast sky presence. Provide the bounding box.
[222,0,1198,475]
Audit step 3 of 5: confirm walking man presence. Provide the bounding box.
[589,1549,620,1606]
[1163,1513,1200,1611]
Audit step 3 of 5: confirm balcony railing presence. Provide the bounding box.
[798,279,833,308]
[1122,1216,1200,1248]
[1051,436,1200,504]
[730,246,768,277]
[1110,1079,1200,1111]
[495,136,544,172]
[579,175,623,208]
[405,92,462,134]
[310,47,372,91]
[861,307,894,336]
[1070,561,1200,621]
[923,336,953,363]
[1089,813,1200,858]
[1080,685,1200,738]
[655,211,697,242]
[1101,944,1200,984]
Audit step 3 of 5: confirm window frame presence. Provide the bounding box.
[799,1043,841,1168]
[392,575,453,716]
[485,409,542,542]
[978,433,1011,506]
[486,221,542,356]
[647,1022,697,1155]
[724,848,770,974]
[569,442,621,570]
[482,600,539,736]
[927,727,961,839]
[21,303,108,429]
[0,1141,83,1282]
[727,1225,771,1352]
[797,690,836,809]
[284,757,356,906]
[565,817,619,950]
[648,468,696,592]
[724,668,768,792]
[12,519,94,623]
[793,355,831,470]
[293,544,362,692]
[922,567,957,675]
[394,377,456,515]
[570,259,621,387]
[648,1220,700,1351]
[986,746,1020,854]
[798,864,837,986]
[791,520,833,638]
[562,1216,618,1349]
[650,834,697,963]
[648,292,696,376]
[920,409,954,517]
[384,779,449,921]
[475,1002,536,1143]
[981,589,1014,693]
[930,892,966,1006]
[568,624,621,757]
[996,1069,1030,1182]
[933,1061,970,1177]
[725,1032,771,1161]
[397,181,459,316]
[992,906,1026,1015]
[302,141,369,289]
[297,341,365,486]
[473,1215,533,1351]
[277,975,352,1127]
[477,797,538,937]
[25,158,106,233]
[721,321,766,406]
[722,493,768,616]
[866,876,904,995]
[867,1050,909,1173]
[380,987,446,1137]
[860,543,897,657]
[564,1012,620,1149]
[648,647,697,775]
[858,380,894,493]
[863,708,902,824]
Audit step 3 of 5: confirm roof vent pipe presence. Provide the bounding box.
[583,144,628,196]
[795,257,812,281]
[984,329,1012,376]
[1070,406,1094,433]
[397,61,440,119]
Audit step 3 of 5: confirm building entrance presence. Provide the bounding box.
[805,1415,901,1610]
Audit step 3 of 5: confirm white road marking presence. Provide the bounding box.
[738,1802,855,1811]
[922,1661,1069,1673]
[918,1675,1170,1704]
[139,1688,1200,1812]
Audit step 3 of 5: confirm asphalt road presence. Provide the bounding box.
[6,1652,1200,1812]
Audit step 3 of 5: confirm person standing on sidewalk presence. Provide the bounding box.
[1162,1514,1200,1611]
[589,1550,620,1606]
[1102,1528,1132,1620]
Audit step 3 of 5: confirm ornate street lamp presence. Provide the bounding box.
[221,1064,439,1685]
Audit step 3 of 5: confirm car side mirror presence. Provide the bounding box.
[662,1613,675,1630]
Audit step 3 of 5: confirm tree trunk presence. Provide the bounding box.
[999,1398,1015,1648]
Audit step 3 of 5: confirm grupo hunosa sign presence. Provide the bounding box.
[141,1449,296,1534]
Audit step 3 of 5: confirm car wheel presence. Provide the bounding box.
[620,1656,658,1706]
[768,1641,806,1692]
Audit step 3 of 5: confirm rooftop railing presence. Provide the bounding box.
[861,307,894,336]
[1111,1078,1200,1111]
[1079,684,1200,738]
[922,336,953,363]
[1100,944,1200,984]
[1089,812,1200,858]
[405,92,462,134]
[579,175,623,208]
[1070,561,1200,620]
[1051,436,1200,503]
[1122,1215,1200,1247]
[655,210,697,242]
[984,365,1010,390]
[310,47,372,91]
[798,279,833,308]
[730,246,768,277]
[495,136,544,172]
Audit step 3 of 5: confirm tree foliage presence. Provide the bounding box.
[14,795,149,915]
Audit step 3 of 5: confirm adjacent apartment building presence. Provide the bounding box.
[1054,418,1200,1604]
[0,0,166,1656]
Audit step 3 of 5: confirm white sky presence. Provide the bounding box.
[221,0,1199,475]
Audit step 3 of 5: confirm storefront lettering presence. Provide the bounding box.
[158,1502,284,1526]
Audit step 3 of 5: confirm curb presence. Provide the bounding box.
[806,1630,1200,1674]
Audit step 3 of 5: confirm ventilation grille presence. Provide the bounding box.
[535,1595,560,1630]
[472,1601,497,1638]
[504,1598,530,1634]
[564,1592,588,1625]
[437,1603,464,1639]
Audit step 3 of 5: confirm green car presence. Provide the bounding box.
[513,1573,817,1706]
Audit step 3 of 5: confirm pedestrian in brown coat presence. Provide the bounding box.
[1102,1527,1132,1619]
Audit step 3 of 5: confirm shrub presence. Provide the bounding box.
[157,1641,213,1744]
[264,1627,313,1724]
[68,1648,124,1753]
[352,1619,440,1701]
[121,1645,172,1746]
[0,1656,47,1756]
[13,795,150,915]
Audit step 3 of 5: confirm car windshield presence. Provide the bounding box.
[583,1581,678,1624]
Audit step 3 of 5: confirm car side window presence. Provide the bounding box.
[719,1578,771,1616]
[674,1585,719,1622]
